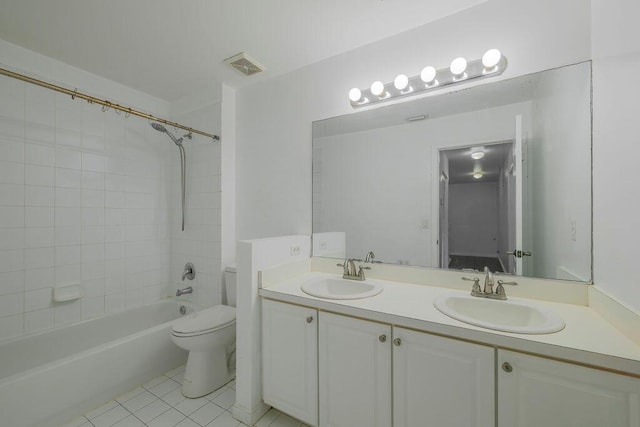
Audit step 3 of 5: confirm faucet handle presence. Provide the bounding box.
[462,277,482,294]
[497,280,518,286]
[358,265,371,279]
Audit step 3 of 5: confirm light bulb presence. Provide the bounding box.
[348,88,362,102]
[394,74,409,91]
[371,81,385,97]
[482,49,502,69]
[470,147,485,159]
[473,172,484,179]
[420,66,437,84]
[450,57,467,76]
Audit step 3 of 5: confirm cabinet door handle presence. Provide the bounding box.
[393,338,402,346]
[379,334,387,343]
[306,316,313,323]
[502,362,513,373]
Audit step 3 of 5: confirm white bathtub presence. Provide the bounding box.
[0,299,196,427]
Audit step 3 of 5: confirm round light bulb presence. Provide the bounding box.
[370,81,385,97]
[420,66,437,83]
[394,74,409,91]
[348,88,362,102]
[450,57,467,76]
[470,148,485,160]
[473,172,484,179]
[482,49,502,69]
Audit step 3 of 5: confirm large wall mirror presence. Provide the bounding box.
[312,61,592,282]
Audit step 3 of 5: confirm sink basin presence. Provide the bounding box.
[301,277,383,300]
[434,292,565,334]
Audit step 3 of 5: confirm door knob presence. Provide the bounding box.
[379,334,387,343]
[393,338,402,346]
[306,316,313,323]
[502,362,513,373]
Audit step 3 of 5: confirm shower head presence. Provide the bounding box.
[150,122,183,146]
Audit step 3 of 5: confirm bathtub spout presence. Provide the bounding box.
[176,286,193,297]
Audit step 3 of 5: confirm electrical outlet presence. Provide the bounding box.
[570,220,577,241]
[290,245,301,256]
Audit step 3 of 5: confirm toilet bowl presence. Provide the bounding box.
[171,305,236,397]
[171,264,238,398]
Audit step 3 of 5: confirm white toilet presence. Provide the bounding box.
[171,264,237,398]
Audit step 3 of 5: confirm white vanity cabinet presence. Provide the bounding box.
[497,350,640,427]
[262,299,319,426]
[318,311,392,427]
[392,327,495,427]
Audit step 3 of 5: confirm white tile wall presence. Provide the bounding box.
[0,76,175,342]
[170,104,223,308]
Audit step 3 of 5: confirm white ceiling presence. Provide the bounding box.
[0,0,485,101]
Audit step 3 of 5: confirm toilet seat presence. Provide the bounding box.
[172,305,236,337]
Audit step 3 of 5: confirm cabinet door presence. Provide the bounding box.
[319,312,392,427]
[262,299,318,426]
[393,327,495,427]
[498,350,640,427]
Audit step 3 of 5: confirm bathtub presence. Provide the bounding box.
[0,299,196,427]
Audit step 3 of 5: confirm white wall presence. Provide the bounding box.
[236,0,591,243]
[0,40,174,341]
[448,182,499,258]
[592,0,640,312]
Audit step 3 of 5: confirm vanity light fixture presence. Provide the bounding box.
[473,171,484,179]
[348,49,507,108]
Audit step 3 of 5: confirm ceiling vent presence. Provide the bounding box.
[224,52,264,76]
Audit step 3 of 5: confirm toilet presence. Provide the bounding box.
[170,264,237,398]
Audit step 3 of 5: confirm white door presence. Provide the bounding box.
[319,312,391,427]
[393,327,495,427]
[262,299,318,426]
[498,350,640,427]
[439,170,450,268]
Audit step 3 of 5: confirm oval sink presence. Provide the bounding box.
[301,277,383,300]
[434,292,565,334]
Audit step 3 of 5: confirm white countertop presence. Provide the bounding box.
[260,272,640,377]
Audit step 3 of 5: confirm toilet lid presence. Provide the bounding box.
[172,305,236,335]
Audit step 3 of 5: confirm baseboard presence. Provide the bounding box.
[232,401,271,426]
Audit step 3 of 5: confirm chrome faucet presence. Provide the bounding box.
[483,266,494,294]
[364,251,382,264]
[176,286,193,296]
[462,266,518,300]
[337,258,370,281]
[182,262,195,281]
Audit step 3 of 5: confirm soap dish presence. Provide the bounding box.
[53,284,83,302]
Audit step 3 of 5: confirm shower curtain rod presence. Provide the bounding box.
[0,66,220,141]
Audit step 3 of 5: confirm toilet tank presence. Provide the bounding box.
[224,264,237,307]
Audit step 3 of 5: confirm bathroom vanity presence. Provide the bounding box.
[259,265,640,427]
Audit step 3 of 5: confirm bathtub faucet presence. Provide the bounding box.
[176,286,193,297]
[182,262,195,281]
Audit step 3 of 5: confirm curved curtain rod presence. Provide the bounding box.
[0,66,220,141]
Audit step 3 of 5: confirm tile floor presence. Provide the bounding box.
[60,366,309,427]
